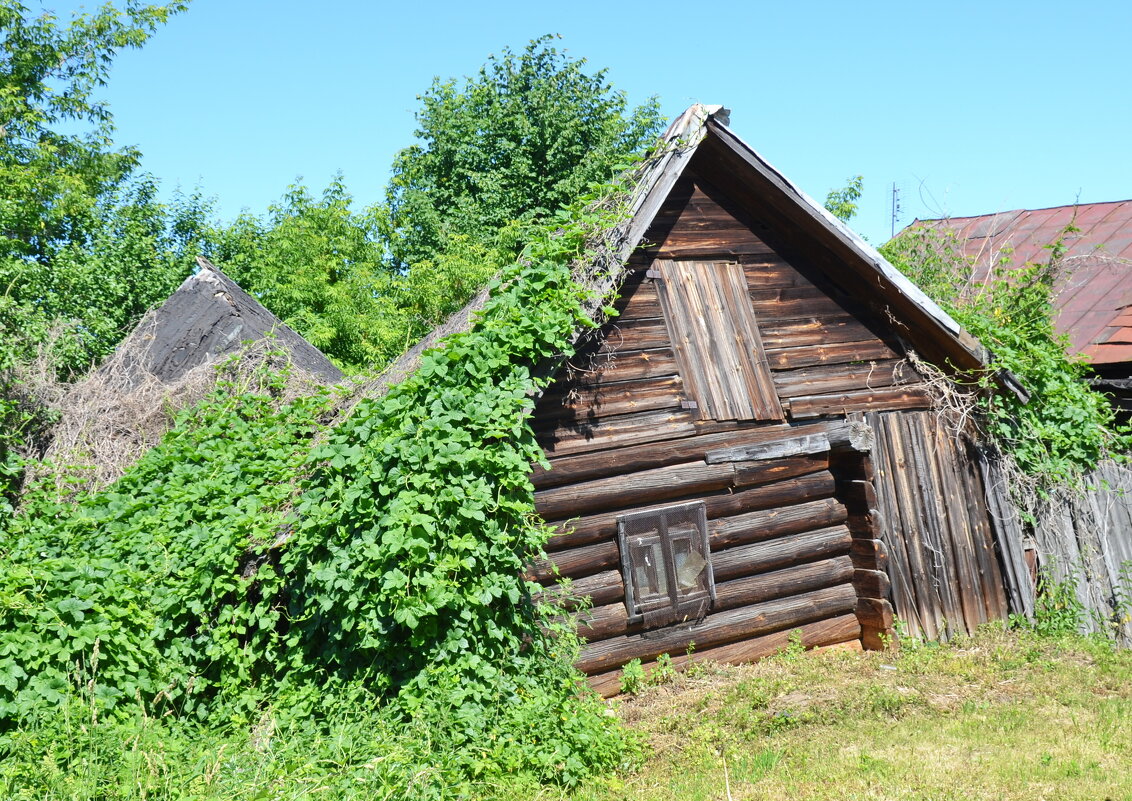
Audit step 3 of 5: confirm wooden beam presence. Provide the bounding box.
[706,432,830,463]
[577,556,854,642]
[575,583,858,675]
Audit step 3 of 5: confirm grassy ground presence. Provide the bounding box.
[4,625,1130,799]
[538,625,1132,801]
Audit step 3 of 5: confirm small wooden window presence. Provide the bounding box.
[654,259,783,422]
[618,501,714,628]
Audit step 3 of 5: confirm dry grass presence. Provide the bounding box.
[18,336,331,501]
[534,626,1132,801]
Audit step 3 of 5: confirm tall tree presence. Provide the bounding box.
[384,34,664,269]
[1,1,194,375]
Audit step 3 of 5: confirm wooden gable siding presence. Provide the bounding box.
[534,171,930,460]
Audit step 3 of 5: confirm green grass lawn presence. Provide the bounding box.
[5,625,1131,800]
[541,626,1132,801]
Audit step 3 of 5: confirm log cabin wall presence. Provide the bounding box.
[531,163,1007,692]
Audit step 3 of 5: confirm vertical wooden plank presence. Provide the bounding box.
[713,261,783,419]
[655,259,783,422]
[977,449,1035,619]
[906,415,965,639]
[867,412,929,639]
[655,271,714,421]
[931,422,992,633]
[955,436,1009,626]
[892,413,945,640]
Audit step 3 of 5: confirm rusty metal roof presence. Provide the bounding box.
[915,201,1132,366]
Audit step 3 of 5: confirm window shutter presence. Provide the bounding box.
[654,260,783,421]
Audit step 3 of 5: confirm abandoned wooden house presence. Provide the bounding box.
[507,105,1034,693]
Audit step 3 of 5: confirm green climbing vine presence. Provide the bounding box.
[882,224,1131,485]
[0,180,639,787]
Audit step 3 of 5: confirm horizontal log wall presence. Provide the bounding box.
[533,445,859,679]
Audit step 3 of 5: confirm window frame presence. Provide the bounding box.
[617,500,715,627]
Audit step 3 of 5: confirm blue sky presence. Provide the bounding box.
[39,0,1132,243]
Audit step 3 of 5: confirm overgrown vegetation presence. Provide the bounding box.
[1,182,642,792]
[1,5,666,795]
[881,224,1132,484]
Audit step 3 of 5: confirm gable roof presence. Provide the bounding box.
[914,201,1132,366]
[374,104,990,394]
[104,258,344,386]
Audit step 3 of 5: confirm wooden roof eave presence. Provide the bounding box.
[698,118,989,375]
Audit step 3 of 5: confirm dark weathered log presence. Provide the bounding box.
[587,613,862,696]
[733,453,830,489]
[845,510,884,539]
[577,556,854,641]
[830,448,876,482]
[852,568,891,600]
[706,432,830,463]
[764,339,898,371]
[537,454,830,525]
[536,570,624,609]
[709,496,847,551]
[536,408,699,458]
[849,538,888,569]
[772,360,903,399]
[787,387,933,420]
[711,526,852,583]
[527,540,619,582]
[576,583,858,674]
[546,471,838,551]
[533,419,865,491]
[535,461,737,521]
[535,376,685,424]
[838,479,879,510]
[856,597,896,651]
[823,420,876,453]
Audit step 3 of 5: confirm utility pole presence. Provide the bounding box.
[891,182,903,239]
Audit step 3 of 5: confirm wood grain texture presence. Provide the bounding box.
[537,455,831,529]
[545,471,837,551]
[576,583,858,674]
[577,556,854,641]
[586,613,862,696]
[787,387,934,419]
[656,259,783,421]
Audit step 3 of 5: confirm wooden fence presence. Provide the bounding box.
[1026,460,1132,646]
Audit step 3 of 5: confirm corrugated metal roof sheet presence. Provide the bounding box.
[913,200,1132,366]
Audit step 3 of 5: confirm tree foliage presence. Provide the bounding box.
[384,34,663,268]
[824,175,863,224]
[882,225,1131,483]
